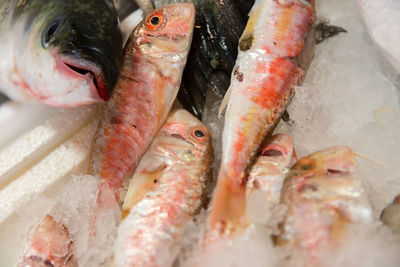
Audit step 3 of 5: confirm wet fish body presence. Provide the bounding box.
[208,0,315,236]
[0,0,123,107]
[114,109,213,267]
[278,146,372,264]
[90,3,195,201]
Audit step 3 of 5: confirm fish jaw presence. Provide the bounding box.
[115,109,212,266]
[0,0,122,107]
[278,146,373,261]
[207,0,314,240]
[18,215,77,267]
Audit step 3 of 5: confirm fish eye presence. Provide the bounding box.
[194,130,204,137]
[151,16,160,25]
[145,11,165,31]
[42,19,63,48]
[190,128,207,141]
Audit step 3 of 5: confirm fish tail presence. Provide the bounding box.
[207,169,249,242]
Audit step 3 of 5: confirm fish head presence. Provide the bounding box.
[285,146,360,203]
[160,109,212,163]
[134,3,195,60]
[9,0,123,107]
[292,146,356,178]
[257,133,294,172]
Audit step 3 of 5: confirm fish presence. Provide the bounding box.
[18,215,77,267]
[381,195,400,236]
[90,3,195,201]
[207,0,316,238]
[113,109,213,267]
[277,146,373,264]
[357,0,400,73]
[246,133,294,203]
[0,0,123,107]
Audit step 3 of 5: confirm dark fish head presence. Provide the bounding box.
[10,0,123,107]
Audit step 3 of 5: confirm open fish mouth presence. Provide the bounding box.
[56,55,109,101]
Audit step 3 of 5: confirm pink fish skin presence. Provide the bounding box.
[114,109,213,267]
[208,0,315,239]
[90,3,195,201]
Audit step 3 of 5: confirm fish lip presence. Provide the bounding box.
[56,54,109,101]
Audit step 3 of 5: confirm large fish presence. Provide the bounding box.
[208,0,315,236]
[277,146,373,265]
[114,109,213,267]
[0,0,122,107]
[90,3,195,201]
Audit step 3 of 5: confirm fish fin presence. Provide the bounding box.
[218,86,232,118]
[293,147,299,161]
[354,152,400,172]
[206,172,249,244]
[122,164,167,216]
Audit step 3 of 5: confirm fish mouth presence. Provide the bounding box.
[57,55,109,101]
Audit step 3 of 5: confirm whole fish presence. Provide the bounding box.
[277,146,373,264]
[90,3,195,201]
[114,109,213,267]
[0,0,123,107]
[208,0,315,236]
[246,133,294,203]
[381,195,400,236]
[18,215,77,267]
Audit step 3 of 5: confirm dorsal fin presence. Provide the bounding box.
[218,86,233,118]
